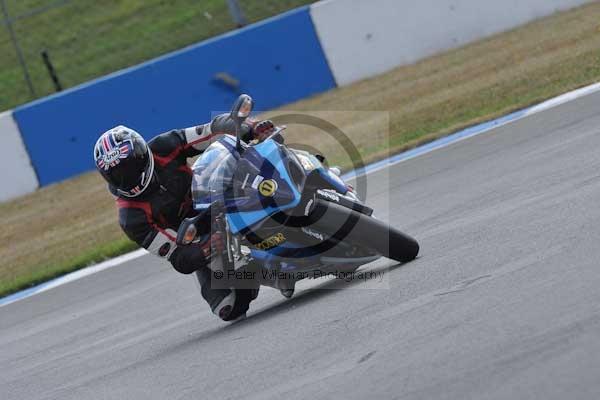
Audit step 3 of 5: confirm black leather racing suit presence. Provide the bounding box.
[111,114,257,320]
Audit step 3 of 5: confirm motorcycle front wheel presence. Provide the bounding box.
[308,199,419,263]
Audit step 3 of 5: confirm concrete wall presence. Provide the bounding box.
[13,6,335,186]
[0,111,39,202]
[310,0,592,85]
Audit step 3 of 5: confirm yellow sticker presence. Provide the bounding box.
[258,179,278,197]
[255,233,286,250]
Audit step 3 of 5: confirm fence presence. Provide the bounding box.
[0,0,316,112]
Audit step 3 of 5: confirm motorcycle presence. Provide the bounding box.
[177,94,419,296]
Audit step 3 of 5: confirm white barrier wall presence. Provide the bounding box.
[310,0,592,86]
[0,111,39,202]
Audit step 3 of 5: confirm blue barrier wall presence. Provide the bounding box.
[13,6,335,186]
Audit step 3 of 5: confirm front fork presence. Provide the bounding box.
[208,214,248,274]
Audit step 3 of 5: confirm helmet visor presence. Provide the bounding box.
[110,151,154,197]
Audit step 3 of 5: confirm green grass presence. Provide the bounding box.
[0,0,315,111]
[1,1,600,298]
[0,237,137,296]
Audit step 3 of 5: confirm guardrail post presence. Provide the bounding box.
[41,50,63,92]
[226,0,247,27]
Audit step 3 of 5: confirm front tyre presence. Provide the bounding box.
[309,200,419,263]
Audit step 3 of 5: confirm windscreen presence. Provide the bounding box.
[191,136,238,208]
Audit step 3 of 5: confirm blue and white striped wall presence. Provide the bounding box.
[0,0,592,202]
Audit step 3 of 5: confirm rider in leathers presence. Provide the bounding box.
[93,115,274,321]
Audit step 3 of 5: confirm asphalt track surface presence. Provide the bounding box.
[3,91,600,400]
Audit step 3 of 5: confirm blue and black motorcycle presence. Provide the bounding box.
[177,95,419,297]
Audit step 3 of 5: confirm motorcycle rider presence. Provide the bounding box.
[93,114,275,321]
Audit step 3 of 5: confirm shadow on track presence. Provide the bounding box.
[145,259,417,362]
[232,259,417,328]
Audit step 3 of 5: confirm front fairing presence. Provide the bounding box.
[289,148,347,194]
[226,139,304,234]
[190,135,350,236]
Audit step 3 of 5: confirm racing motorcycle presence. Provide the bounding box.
[177,94,419,296]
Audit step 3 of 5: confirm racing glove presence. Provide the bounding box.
[253,120,276,141]
[169,232,224,274]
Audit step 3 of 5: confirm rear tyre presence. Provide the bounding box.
[309,200,419,263]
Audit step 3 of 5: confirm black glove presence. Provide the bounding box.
[252,120,275,141]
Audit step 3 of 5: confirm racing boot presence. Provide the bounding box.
[276,273,296,299]
[195,268,258,321]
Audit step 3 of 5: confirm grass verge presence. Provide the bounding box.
[1,2,600,297]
